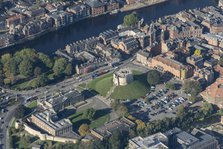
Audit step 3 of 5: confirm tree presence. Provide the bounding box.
[1,53,11,64]
[165,82,176,90]
[108,131,121,149]
[176,105,185,117]
[123,13,139,27]
[135,119,146,131]
[92,140,107,149]
[147,70,161,85]
[84,108,96,120]
[14,105,26,119]
[35,73,48,87]
[9,58,18,75]
[78,124,90,136]
[38,53,53,68]
[34,67,42,77]
[117,105,129,117]
[15,48,37,62]
[53,58,67,76]
[19,59,34,77]
[1,54,12,78]
[64,63,73,76]
[183,80,201,96]
[201,102,213,116]
[0,63,4,85]
[127,114,136,121]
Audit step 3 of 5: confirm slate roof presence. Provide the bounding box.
[86,0,105,8]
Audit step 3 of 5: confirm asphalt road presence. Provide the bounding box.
[1,98,23,149]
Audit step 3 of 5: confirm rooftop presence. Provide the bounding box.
[32,109,72,131]
[130,133,168,149]
[114,68,132,78]
[86,0,105,8]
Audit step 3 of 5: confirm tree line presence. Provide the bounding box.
[0,48,74,89]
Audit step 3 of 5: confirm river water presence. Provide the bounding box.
[1,0,218,55]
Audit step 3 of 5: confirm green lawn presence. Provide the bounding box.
[88,73,113,96]
[12,78,38,90]
[26,100,37,109]
[68,109,110,130]
[111,71,150,99]
[88,70,150,100]
[111,80,149,99]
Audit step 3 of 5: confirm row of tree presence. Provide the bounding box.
[0,48,74,88]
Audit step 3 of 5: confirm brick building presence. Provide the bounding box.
[201,77,223,108]
[149,55,194,80]
[168,24,202,40]
[6,14,26,27]
[86,0,105,17]
[106,0,119,12]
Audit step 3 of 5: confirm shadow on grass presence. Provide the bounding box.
[70,113,83,120]
[161,72,174,83]
[11,77,30,87]
[134,73,150,87]
[94,108,111,119]
[82,89,98,98]
[57,108,76,120]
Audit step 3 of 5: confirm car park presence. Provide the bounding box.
[125,84,190,122]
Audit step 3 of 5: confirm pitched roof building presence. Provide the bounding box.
[86,0,105,17]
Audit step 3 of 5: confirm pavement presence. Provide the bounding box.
[125,79,191,122]
[76,96,119,122]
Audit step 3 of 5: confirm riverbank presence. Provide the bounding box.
[121,0,168,12]
[0,0,168,51]
[0,0,217,55]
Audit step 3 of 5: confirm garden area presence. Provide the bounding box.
[68,108,110,131]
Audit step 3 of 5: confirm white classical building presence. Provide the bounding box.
[113,68,133,86]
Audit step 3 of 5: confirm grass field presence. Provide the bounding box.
[88,73,113,96]
[111,72,150,99]
[68,109,110,130]
[88,70,150,100]
[26,100,37,109]
[12,78,38,90]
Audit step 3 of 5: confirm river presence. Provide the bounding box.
[1,0,218,55]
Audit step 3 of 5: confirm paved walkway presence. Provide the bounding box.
[106,86,116,99]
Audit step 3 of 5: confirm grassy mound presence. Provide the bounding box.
[111,72,150,99]
[88,71,150,99]
[88,73,113,96]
